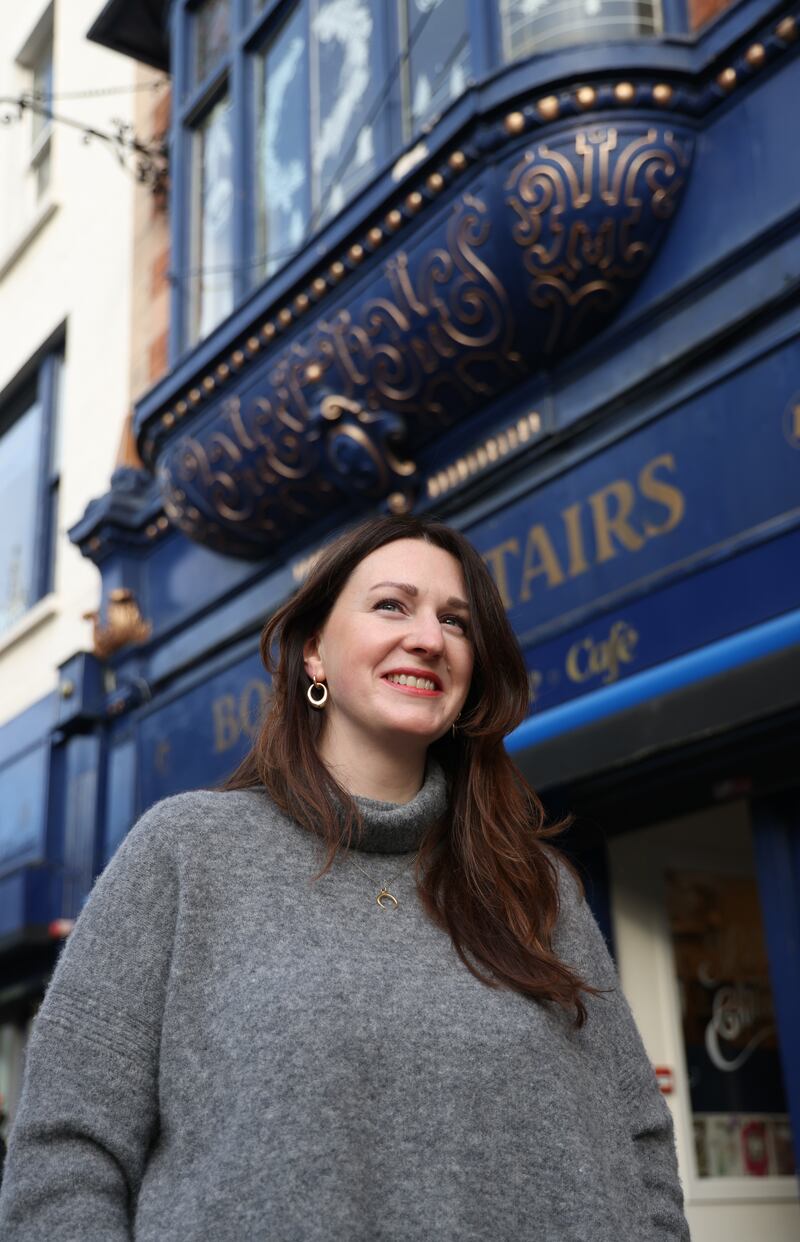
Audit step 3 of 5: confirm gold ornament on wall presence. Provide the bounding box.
[84,588,153,662]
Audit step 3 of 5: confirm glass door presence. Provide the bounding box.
[608,800,799,1242]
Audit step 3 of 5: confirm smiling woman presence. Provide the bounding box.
[0,515,690,1241]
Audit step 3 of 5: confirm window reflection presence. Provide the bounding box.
[0,399,42,634]
[312,0,381,223]
[403,0,470,133]
[501,0,659,59]
[195,0,230,84]
[256,5,309,278]
[191,95,234,341]
[256,1,386,271]
[665,870,795,1178]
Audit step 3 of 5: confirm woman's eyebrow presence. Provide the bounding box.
[368,580,418,596]
[368,581,470,611]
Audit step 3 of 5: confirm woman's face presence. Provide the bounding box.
[304,539,474,753]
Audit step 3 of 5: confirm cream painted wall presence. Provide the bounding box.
[0,0,138,725]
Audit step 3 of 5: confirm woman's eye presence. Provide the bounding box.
[442,615,469,633]
[374,598,404,613]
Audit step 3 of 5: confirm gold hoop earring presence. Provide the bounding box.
[307,678,328,709]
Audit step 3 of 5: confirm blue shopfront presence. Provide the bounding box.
[1,0,799,1231]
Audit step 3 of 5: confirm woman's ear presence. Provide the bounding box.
[302,634,324,682]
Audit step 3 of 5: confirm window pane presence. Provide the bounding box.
[404,0,470,133]
[501,0,659,59]
[311,0,385,223]
[195,0,230,83]
[0,399,42,634]
[665,870,796,1178]
[190,95,234,342]
[255,4,309,278]
[31,41,53,145]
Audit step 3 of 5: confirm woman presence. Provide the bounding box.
[0,515,688,1240]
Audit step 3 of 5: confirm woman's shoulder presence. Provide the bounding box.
[541,843,584,909]
[122,786,278,855]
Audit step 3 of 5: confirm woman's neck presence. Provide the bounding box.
[318,725,426,804]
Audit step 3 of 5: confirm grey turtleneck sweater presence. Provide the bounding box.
[0,763,688,1240]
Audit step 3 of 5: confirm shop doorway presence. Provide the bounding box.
[608,801,800,1241]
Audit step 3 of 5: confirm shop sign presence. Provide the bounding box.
[469,339,800,710]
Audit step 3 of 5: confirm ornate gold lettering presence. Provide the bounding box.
[239,679,270,737]
[561,501,590,578]
[638,453,685,536]
[481,538,520,609]
[519,524,566,600]
[588,479,645,562]
[565,620,639,685]
[212,694,240,753]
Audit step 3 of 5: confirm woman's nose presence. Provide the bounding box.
[403,610,445,654]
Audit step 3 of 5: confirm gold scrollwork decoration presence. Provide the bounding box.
[505,125,693,351]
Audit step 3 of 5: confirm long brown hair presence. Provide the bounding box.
[224,515,595,1025]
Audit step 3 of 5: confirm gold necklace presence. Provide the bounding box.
[347,852,418,909]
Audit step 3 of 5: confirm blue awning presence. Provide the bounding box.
[506,607,800,753]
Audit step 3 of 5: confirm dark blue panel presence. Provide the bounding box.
[58,735,103,919]
[137,648,268,809]
[0,744,50,875]
[751,798,800,1173]
[615,56,800,334]
[469,337,800,651]
[104,732,137,864]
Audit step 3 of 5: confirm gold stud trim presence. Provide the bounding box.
[367,226,383,246]
[294,293,310,313]
[776,15,797,40]
[385,208,403,230]
[575,85,597,109]
[278,307,293,326]
[745,42,766,68]
[329,260,346,280]
[426,172,444,193]
[504,110,525,134]
[387,491,411,514]
[231,350,245,368]
[614,82,635,103]
[202,376,215,393]
[348,243,364,263]
[652,83,673,105]
[717,67,737,90]
[426,412,542,499]
[311,276,327,296]
[536,95,560,120]
[405,190,423,212]
[447,150,467,172]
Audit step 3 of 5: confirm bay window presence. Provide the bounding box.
[500,0,661,59]
[174,0,686,352]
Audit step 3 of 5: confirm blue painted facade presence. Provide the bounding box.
[2,0,799,1190]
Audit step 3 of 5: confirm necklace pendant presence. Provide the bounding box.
[376,887,399,910]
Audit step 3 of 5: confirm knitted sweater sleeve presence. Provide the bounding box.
[0,799,181,1241]
[554,860,690,1241]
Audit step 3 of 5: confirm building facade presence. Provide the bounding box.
[2,0,799,1235]
[0,0,160,1133]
